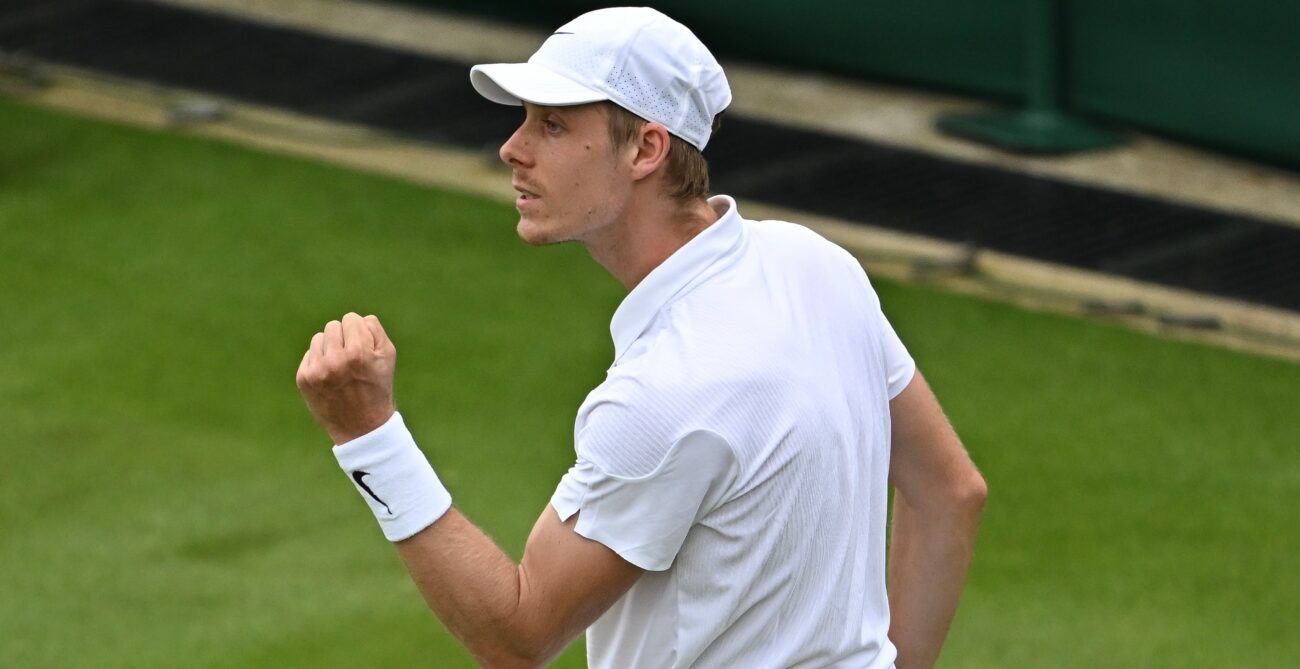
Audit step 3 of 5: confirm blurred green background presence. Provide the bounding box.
[414,0,1300,170]
[2,97,1297,667]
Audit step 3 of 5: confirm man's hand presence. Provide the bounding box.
[296,312,397,445]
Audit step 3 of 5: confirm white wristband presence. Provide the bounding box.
[332,411,452,542]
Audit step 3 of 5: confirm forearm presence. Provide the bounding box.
[395,509,553,669]
[299,316,632,667]
[887,487,985,669]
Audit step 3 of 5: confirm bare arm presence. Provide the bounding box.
[887,371,987,669]
[395,505,642,669]
[296,313,643,669]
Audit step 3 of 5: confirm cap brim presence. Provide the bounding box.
[470,62,610,107]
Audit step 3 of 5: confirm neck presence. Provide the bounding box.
[585,193,721,291]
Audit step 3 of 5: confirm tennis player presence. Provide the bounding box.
[296,7,986,668]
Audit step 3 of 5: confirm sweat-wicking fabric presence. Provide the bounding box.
[551,195,915,669]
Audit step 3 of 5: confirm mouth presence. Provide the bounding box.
[513,183,541,212]
[513,182,541,200]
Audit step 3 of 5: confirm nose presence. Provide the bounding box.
[499,123,533,168]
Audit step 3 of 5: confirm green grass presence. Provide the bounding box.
[2,96,1297,668]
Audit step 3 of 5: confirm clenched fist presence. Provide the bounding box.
[296,312,397,445]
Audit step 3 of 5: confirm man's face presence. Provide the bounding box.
[500,102,633,246]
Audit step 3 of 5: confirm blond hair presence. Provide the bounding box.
[602,102,723,202]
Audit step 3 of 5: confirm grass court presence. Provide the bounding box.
[2,97,1297,667]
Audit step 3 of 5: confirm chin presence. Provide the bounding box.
[516,218,567,246]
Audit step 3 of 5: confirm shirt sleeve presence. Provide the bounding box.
[878,309,916,399]
[838,244,916,400]
[551,428,739,571]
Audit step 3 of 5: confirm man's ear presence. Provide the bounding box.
[627,122,672,182]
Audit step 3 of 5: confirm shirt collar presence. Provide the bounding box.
[609,195,744,362]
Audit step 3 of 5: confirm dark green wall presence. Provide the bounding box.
[419,0,1024,95]
[413,0,1299,170]
[1066,1,1300,170]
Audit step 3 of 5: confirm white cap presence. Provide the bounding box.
[469,7,731,151]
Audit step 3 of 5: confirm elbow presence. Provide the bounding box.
[957,470,988,518]
[471,569,578,669]
[475,643,547,669]
[473,621,557,669]
[479,654,544,669]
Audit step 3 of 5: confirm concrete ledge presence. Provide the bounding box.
[7,63,1299,362]
[152,0,1300,229]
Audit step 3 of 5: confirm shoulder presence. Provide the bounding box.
[746,217,828,246]
[576,367,751,479]
[576,373,685,477]
[745,218,867,276]
[737,217,883,320]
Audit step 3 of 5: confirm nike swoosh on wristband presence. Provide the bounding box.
[351,470,392,515]
[552,31,574,35]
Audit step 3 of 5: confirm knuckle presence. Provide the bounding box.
[330,348,361,368]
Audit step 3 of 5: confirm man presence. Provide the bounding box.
[296,7,985,669]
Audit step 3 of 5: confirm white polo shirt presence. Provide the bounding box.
[551,195,915,669]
